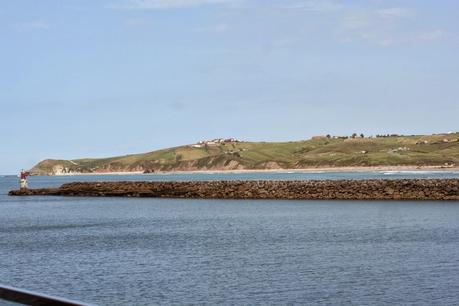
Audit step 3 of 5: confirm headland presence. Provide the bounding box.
[29,133,459,176]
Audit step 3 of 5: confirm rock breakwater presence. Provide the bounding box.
[8,179,459,200]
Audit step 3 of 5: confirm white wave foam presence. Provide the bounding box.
[382,170,457,175]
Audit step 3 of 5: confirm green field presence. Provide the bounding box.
[30,133,459,175]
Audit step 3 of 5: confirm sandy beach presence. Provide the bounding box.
[48,165,459,176]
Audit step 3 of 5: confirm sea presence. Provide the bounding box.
[1,171,459,305]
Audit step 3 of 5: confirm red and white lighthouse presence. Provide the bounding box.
[20,169,30,189]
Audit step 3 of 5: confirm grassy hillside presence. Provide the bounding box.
[30,133,459,175]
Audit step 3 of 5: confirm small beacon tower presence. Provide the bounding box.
[20,169,30,189]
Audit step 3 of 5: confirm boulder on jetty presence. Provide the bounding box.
[8,179,459,201]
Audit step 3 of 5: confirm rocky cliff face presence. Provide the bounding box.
[30,156,250,175]
[30,159,80,175]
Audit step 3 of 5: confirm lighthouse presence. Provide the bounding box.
[20,169,30,189]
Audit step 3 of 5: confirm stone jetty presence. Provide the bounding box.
[8,179,459,200]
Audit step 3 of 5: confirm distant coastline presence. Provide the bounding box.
[29,133,459,176]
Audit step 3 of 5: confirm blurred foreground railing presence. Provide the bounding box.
[0,284,94,306]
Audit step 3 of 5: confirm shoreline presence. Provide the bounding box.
[44,166,459,176]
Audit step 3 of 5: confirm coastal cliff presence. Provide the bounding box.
[9,179,459,200]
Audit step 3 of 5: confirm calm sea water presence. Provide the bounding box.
[1,171,459,305]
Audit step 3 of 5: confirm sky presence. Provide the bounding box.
[1,0,458,174]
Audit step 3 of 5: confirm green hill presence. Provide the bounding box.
[30,133,459,175]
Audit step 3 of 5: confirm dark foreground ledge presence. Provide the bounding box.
[8,179,459,200]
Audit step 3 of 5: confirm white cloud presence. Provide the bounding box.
[337,8,415,47]
[124,18,152,27]
[376,7,412,19]
[14,20,50,30]
[194,23,230,32]
[418,30,446,41]
[114,0,240,10]
[277,0,342,12]
[28,20,50,29]
[113,1,449,47]
[341,11,371,30]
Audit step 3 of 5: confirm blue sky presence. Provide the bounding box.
[1,0,458,174]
